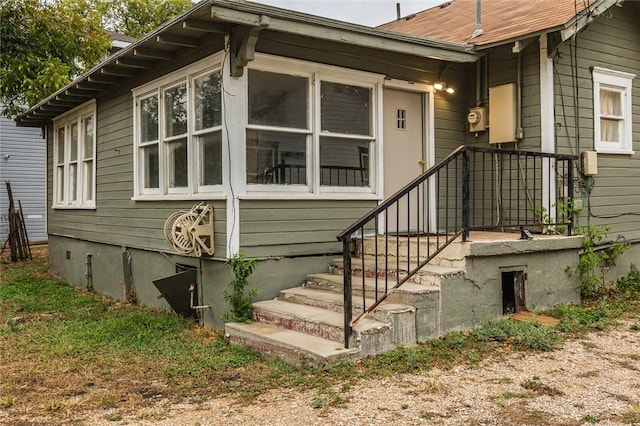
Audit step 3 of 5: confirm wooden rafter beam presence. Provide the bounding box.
[48,99,77,107]
[156,33,199,48]
[115,57,155,69]
[76,82,103,91]
[65,89,93,98]
[101,67,137,77]
[88,75,121,85]
[39,105,69,112]
[182,19,230,33]
[134,47,174,60]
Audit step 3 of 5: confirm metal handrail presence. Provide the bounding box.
[337,145,576,348]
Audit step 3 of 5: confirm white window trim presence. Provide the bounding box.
[593,66,635,154]
[52,100,97,209]
[132,52,225,200]
[246,54,384,198]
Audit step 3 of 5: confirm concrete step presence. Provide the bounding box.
[279,286,374,315]
[279,286,419,326]
[225,322,358,367]
[331,256,465,286]
[306,272,399,298]
[252,298,389,344]
[361,235,453,261]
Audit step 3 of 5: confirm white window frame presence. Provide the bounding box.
[132,53,225,200]
[245,54,383,198]
[593,66,635,154]
[245,66,313,193]
[52,100,96,209]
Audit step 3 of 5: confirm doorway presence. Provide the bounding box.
[383,85,431,234]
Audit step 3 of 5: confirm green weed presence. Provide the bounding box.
[1,393,16,408]
[104,413,123,422]
[520,377,563,396]
[222,251,258,323]
[621,403,640,424]
[311,395,326,409]
[473,318,562,351]
[566,224,629,298]
[544,302,614,333]
[583,413,598,423]
[617,265,640,294]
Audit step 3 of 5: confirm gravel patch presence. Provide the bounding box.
[22,321,640,425]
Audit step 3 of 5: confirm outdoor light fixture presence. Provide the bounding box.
[434,81,455,94]
[434,62,455,94]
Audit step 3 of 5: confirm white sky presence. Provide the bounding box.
[254,0,445,27]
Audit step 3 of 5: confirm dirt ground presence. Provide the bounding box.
[7,319,637,426]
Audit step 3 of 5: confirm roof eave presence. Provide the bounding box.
[212,0,478,59]
[17,0,479,127]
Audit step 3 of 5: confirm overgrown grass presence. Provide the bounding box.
[2,248,640,421]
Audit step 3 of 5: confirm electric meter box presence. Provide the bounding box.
[489,83,517,144]
[467,107,487,132]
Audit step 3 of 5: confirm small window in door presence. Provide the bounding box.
[397,109,406,130]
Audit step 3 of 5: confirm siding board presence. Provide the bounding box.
[0,108,47,242]
[554,1,640,237]
[239,199,375,257]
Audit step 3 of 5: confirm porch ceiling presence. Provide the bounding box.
[16,0,478,128]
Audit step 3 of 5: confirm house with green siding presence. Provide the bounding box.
[17,0,639,364]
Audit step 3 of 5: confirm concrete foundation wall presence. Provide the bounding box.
[606,243,640,283]
[439,238,584,332]
[49,235,333,329]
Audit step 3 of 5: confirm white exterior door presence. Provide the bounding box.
[383,88,427,234]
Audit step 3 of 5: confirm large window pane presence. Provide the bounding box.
[600,90,622,116]
[143,145,159,189]
[140,95,158,143]
[83,160,93,202]
[601,118,620,142]
[321,82,371,135]
[57,166,65,203]
[320,136,370,187]
[69,164,77,201]
[200,132,222,186]
[195,72,222,131]
[165,84,187,137]
[70,122,78,161]
[57,128,65,163]
[168,138,188,188]
[248,70,307,129]
[83,116,94,158]
[246,130,307,185]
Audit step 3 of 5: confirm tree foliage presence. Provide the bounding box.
[100,0,193,39]
[0,0,193,118]
[0,0,111,117]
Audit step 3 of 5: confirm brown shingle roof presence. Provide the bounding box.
[380,0,597,46]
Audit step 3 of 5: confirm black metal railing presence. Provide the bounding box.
[259,164,369,187]
[336,145,576,347]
